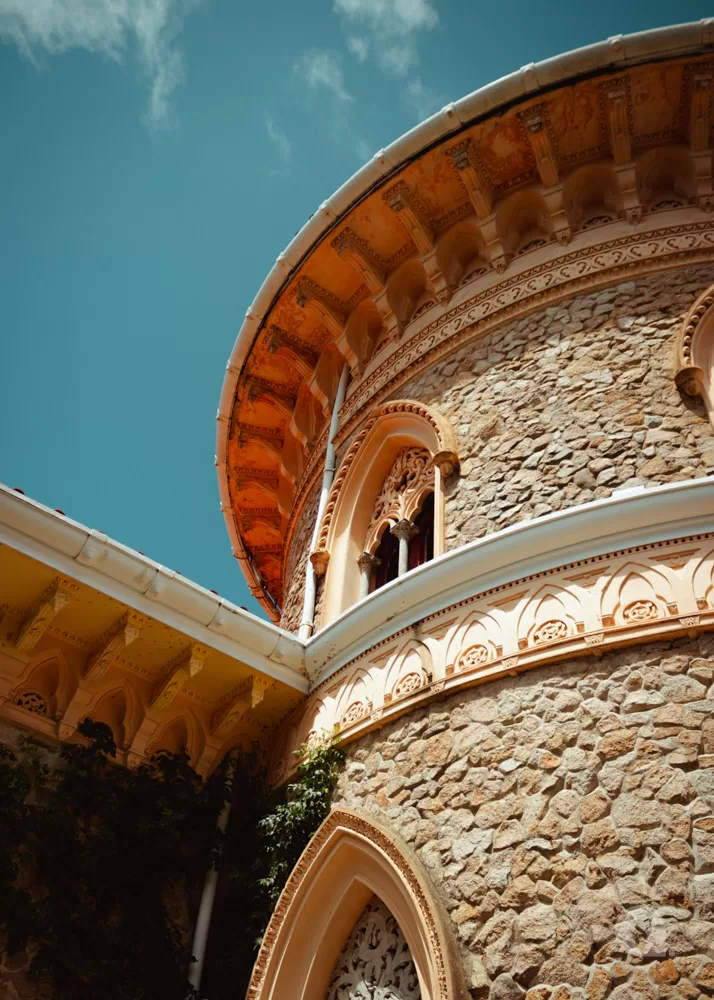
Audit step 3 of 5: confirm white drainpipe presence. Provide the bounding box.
[188,750,238,995]
[298,363,349,641]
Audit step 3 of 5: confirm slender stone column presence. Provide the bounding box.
[357,552,380,598]
[391,520,418,578]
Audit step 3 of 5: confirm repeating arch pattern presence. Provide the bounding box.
[273,532,714,781]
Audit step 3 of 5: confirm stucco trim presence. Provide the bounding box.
[246,807,465,1000]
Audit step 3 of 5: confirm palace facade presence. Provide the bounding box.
[3,20,714,1000]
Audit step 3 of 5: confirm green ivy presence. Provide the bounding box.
[0,720,227,1000]
[0,725,345,1000]
[201,734,345,1000]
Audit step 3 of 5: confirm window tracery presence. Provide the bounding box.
[15,690,48,715]
[326,896,421,1000]
[362,448,435,594]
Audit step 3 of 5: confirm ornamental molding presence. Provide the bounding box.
[674,280,714,396]
[305,400,457,574]
[246,808,458,1000]
[336,220,714,444]
[326,897,420,1000]
[365,447,434,555]
[273,530,714,782]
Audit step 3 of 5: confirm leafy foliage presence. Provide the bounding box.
[201,734,345,1000]
[0,720,227,1000]
[0,725,344,1000]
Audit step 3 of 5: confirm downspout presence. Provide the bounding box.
[298,362,349,642]
[188,749,238,995]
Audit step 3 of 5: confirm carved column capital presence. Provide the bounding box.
[357,552,381,572]
[390,519,419,543]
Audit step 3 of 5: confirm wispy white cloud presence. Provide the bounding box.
[346,35,368,62]
[334,0,437,77]
[293,48,352,102]
[404,75,441,119]
[0,0,200,129]
[265,112,293,173]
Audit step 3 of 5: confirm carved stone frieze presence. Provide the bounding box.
[326,897,421,1000]
[271,531,714,782]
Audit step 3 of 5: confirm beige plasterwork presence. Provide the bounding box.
[0,544,303,775]
[312,400,458,625]
[246,808,464,1000]
[219,45,714,614]
[269,532,714,783]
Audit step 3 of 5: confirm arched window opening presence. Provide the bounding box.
[326,895,421,1000]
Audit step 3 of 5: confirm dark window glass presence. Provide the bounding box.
[372,526,399,592]
[409,492,434,570]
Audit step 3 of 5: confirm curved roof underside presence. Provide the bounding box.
[216,20,714,619]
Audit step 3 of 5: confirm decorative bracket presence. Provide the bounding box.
[448,140,493,217]
[518,106,559,188]
[383,181,434,254]
[84,611,146,683]
[211,675,272,741]
[16,579,74,653]
[332,229,385,294]
[150,644,208,712]
[296,281,346,338]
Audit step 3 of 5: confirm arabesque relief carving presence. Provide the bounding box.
[326,897,421,1000]
[365,448,434,555]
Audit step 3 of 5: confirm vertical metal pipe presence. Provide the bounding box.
[298,363,349,641]
[188,751,238,993]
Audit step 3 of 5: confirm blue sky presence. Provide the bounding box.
[1,0,711,617]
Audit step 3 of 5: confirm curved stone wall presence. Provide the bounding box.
[280,264,714,633]
[398,265,714,552]
[331,637,714,999]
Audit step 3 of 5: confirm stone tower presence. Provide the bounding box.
[218,22,714,1000]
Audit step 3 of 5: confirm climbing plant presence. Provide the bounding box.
[0,720,227,1000]
[201,734,345,1000]
[0,725,344,1000]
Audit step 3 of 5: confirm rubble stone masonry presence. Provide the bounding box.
[333,636,714,999]
[398,264,714,551]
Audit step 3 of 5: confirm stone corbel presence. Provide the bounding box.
[448,140,493,218]
[84,611,146,683]
[614,163,642,224]
[383,181,434,255]
[432,450,460,480]
[150,644,208,713]
[296,281,345,338]
[518,106,559,189]
[332,229,385,295]
[310,549,330,576]
[16,579,74,654]
[266,325,318,380]
[604,84,632,166]
[675,365,705,397]
[245,379,297,421]
[211,675,272,742]
[236,423,284,457]
[542,188,572,245]
[690,72,712,153]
